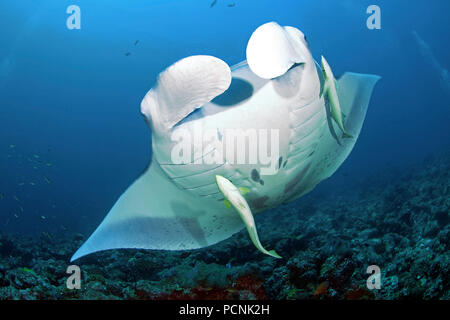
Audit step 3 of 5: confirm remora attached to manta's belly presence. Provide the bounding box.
[71,21,380,262]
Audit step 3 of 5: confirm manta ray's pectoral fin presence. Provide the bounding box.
[141,55,232,132]
[70,160,244,262]
[246,22,308,79]
[313,72,381,182]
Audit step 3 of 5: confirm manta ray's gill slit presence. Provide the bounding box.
[202,193,225,201]
[283,162,312,194]
[183,180,220,191]
[198,190,222,197]
[284,148,315,172]
[289,100,323,129]
[157,146,219,167]
[288,93,318,113]
[175,169,245,197]
[183,171,240,191]
[287,142,317,160]
[289,117,324,149]
[167,162,225,180]
[185,146,220,166]
[289,110,325,142]
[287,142,318,167]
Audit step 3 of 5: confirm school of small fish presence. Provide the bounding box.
[1,143,55,225]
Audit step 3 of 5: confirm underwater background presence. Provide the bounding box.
[0,0,449,299]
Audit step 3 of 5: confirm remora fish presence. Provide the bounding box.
[320,55,353,139]
[216,175,281,258]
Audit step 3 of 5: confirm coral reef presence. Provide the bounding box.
[0,153,448,300]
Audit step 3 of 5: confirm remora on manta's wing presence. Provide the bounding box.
[320,55,353,139]
[71,21,380,262]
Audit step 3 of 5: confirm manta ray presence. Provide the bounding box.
[71,22,380,261]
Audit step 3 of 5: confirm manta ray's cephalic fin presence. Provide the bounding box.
[141,55,232,132]
[246,22,308,79]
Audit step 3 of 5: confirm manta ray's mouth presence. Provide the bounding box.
[212,77,254,106]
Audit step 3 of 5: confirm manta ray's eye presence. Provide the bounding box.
[303,35,310,47]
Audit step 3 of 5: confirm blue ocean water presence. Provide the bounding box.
[0,0,449,240]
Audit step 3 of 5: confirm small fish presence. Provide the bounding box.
[45,162,52,167]
[227,2,235,7]
[19,206,24,212]
[9,144,15,148]
[33,154,40,159]
[134,40,139,46]
[0,193,4,200]
[14,214,19,218]
[40,215,46,220]
[44,176,51,184]
[210,0,217,8]
[18,182,25,186]
[30,182,36,186]
[125,52,131,56]
[13,195,19,202]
